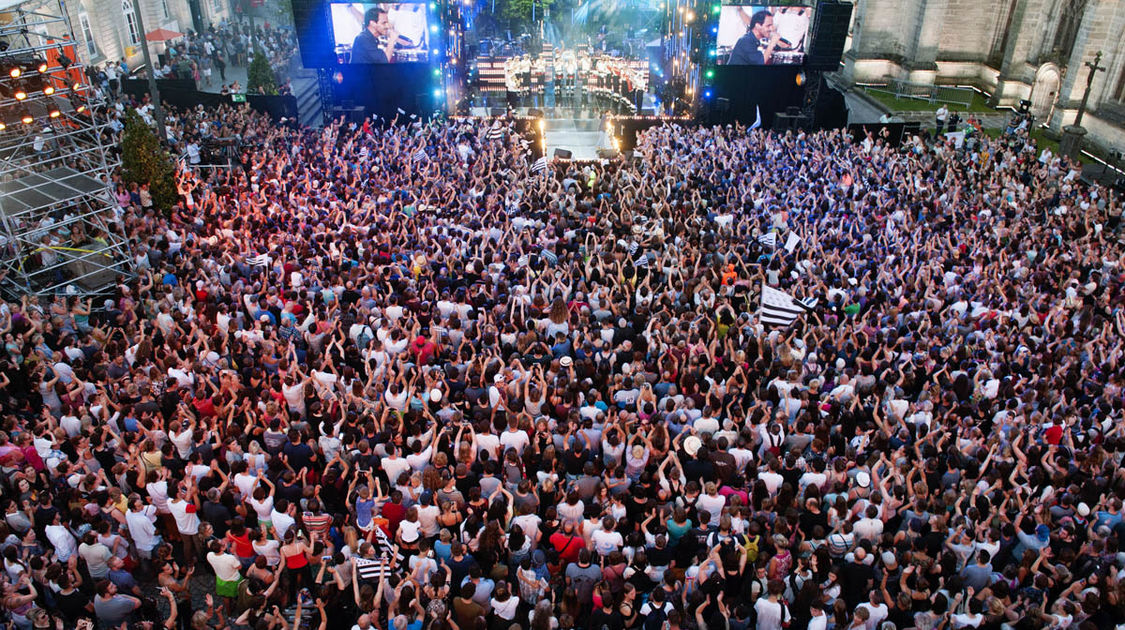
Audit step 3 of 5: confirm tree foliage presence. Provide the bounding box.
[247,45,278,95]
[499,0,555,25]
[120,109,178,214]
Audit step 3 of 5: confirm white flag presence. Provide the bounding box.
[757,232,777,248]
[749,105,762,131]
[784,232,801,253]
[531,156,549,173]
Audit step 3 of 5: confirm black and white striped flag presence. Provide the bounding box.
[487,126,505,141]
[531,156,549,173]
[760,285,817,328]
[355,556,393,581]
[758,232,777,249]
[413,149,428,161]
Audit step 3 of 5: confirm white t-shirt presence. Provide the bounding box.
[271,509,296,539]
[168,498,200,535]
[500,429,530,455]
[126,505,158,550]
[169,429,194,459]
[233,473,258,500]
[590,529,623,556]
[253,539,281,566]
[382,456,411,485]
[207,551,242,582]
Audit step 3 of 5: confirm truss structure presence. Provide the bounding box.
[0,0,131,298]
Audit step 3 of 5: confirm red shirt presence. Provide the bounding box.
[381,500,406,537]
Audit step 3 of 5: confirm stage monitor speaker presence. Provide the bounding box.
[490,107,506,117]
[640,108,656,116]
[553,148,573,159]
[528,108,544,118]
[807,1,853,71]
[773,113,801,133]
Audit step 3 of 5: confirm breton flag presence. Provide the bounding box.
[760,285,818,328]
[749,105,762,131]
[531,156,549,173]
[247,254,270,267]
[354,556,393,581]
[413,148,428,161]
[758,232,777,249]
[487,126,506,141]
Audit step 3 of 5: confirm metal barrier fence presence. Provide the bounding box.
[867,79,975,108]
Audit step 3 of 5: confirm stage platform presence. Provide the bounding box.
[543,118,605,161]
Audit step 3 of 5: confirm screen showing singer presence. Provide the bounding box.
[331,3,429,64]
[716,5,810,65]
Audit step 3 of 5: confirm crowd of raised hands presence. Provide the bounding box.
[0,106,1123,630]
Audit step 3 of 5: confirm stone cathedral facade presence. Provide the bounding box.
[842,0,1125,150]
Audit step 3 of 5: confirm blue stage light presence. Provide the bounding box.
[704,90,712,98]
[434,89,444,98]
[431,24,439,33]
[432,49,440,56]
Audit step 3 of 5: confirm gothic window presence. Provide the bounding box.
[1052,0,1087,62]
[122,0,140,45]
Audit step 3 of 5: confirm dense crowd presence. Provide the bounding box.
[147,19,297,93]
[1,104,1124,630]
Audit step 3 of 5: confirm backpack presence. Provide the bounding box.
[741,533,760,563]
[642,605,668,630]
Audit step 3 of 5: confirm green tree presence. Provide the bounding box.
[120,109,178,214]
[499,0,555,25]
[247,45,279,95]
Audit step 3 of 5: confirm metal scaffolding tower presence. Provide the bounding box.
[0,0,131,298]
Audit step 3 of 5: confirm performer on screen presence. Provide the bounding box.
[351,7,398,63]
[728,10,780,65]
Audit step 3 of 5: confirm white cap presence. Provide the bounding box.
[1077,502,1090,517]
[684,436,702,456]
[429,388,442,403]
[855,471,871,488]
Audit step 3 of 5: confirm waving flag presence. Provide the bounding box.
[760,285,817,328]
[531,156,549,173]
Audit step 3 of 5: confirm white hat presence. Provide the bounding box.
[1077,502,1091,517]
[493,373,505,383]
[855,471,871,488]
[560,356,573,367]
[684,436,702,456]
[429,388,442,402]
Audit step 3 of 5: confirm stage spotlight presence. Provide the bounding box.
[433,88,443,98]
[704,90,712,99]
[433,68,441,76]
[9,66,20,78]
[20,110,33,124]
[795,71,806,86]
[705,69,713,78]
[430,24,439,33]
[0,121,5,131]
[14,86,27,100]
[43,84,55,95]
[332,71,344,84]
[0,42,8,51]
[48,107,60,118]
[34,59,47,73]
[57,51,73,69]
[686,10,694,22]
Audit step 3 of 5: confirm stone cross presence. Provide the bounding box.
[1073,50,1105,129]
